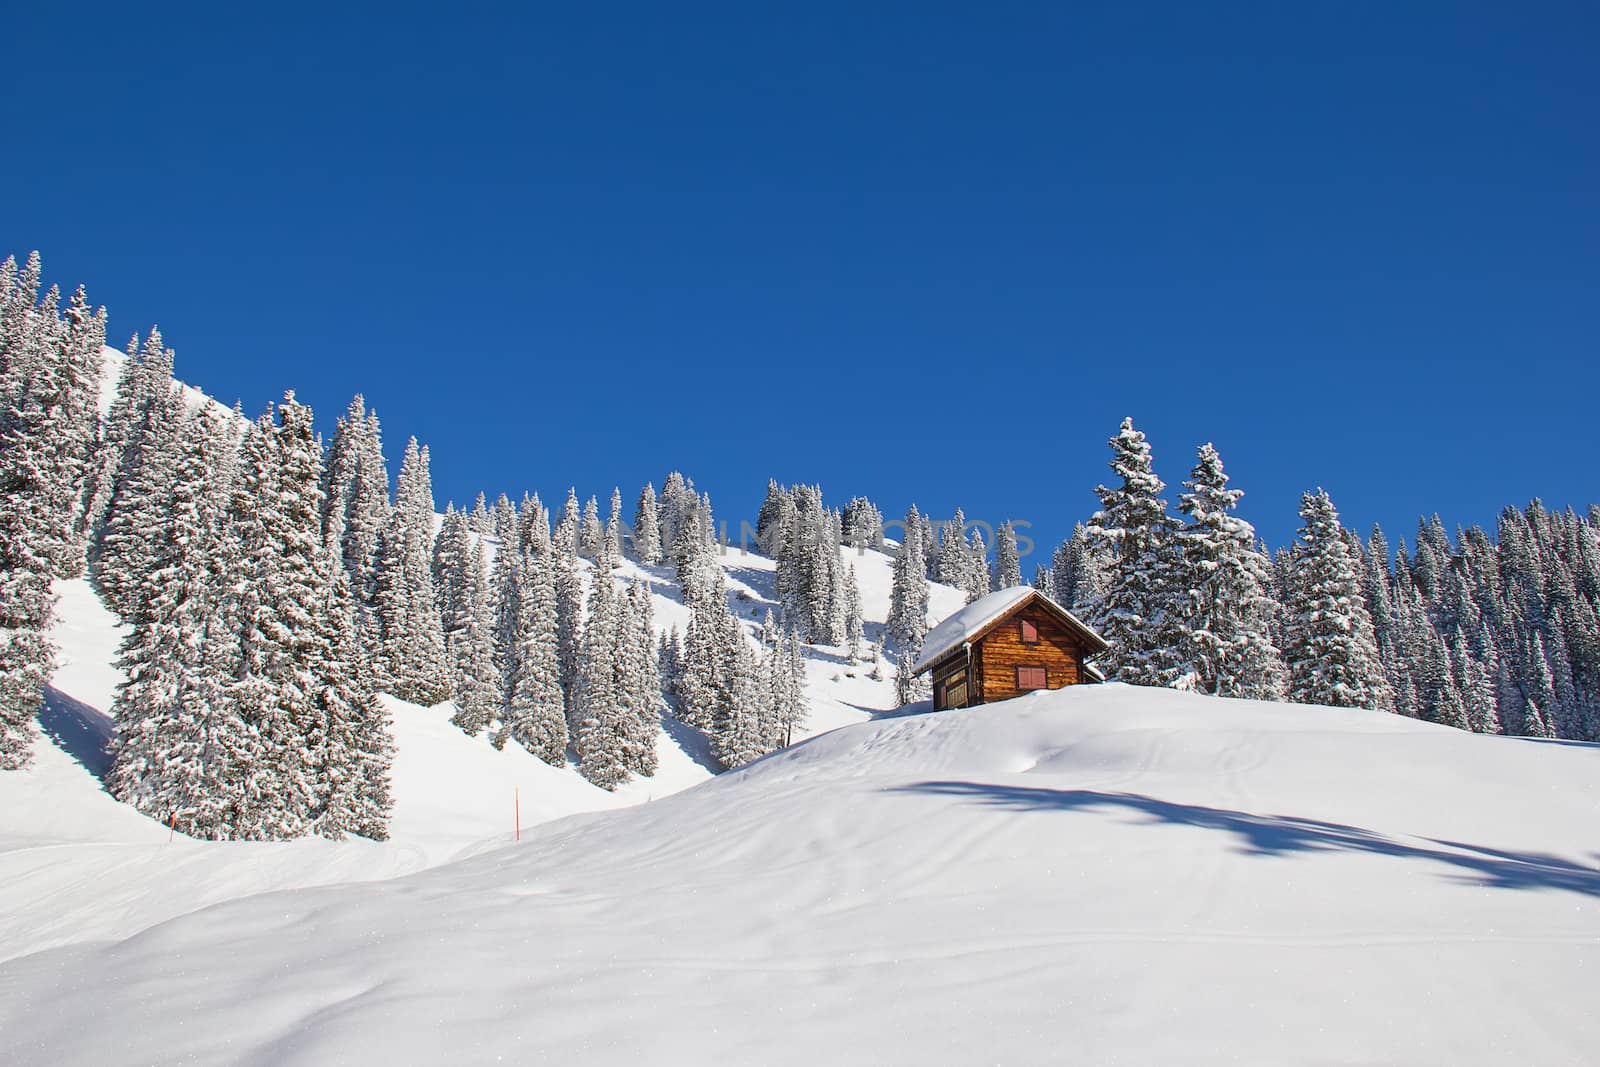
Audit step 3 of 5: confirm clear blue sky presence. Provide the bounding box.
[6,2,1596,564]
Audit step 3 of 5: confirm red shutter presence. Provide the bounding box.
[1020,619,1038,644]
[1017,666,1046,690]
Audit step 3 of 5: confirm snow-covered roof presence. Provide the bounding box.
[912,587,1108,674]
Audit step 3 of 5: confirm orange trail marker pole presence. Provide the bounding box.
[168,812,176,843]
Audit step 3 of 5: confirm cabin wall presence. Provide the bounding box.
[975,605,1083,703]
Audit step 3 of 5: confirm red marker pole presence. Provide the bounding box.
[168,812,176,843]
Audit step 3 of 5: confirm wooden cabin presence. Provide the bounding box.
[912,587,1110,710]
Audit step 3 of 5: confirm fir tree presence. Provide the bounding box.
[105,406,240,829]
[1089,418,1187,686]
[373,438,449,704]
[94,378,186,619]
[1281,489,1393,710]
[314,562,394,839]
[963,528,991,604]
[0,331,75,768]
[448,537,499,737]
[887,505,930,654]
[579,494,604,560]
[633,482,661,565]
[843,563,865,662]
[572,546,630,788]
[618,578,660,776]
[994,520,1023,590]
[552,504,584,722]
[321,395,390,645]
[936,508,971,590]
[497,546,568,764]
[1173,443,1287,699]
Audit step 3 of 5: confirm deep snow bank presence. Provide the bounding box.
[4,685,1597,1066]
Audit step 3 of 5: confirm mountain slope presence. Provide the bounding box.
[5,686,1598,1065]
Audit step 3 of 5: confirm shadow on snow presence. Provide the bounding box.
[38,686,115,779]
[892,780,1600,898]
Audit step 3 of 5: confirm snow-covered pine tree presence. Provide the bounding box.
[492,493,518,548]
[218,396,335,839]
[1032,563,1052,593]
[0,309,85,767]
[321,395,390,645]
[994,520,1023,590]
[756,479,789,557]
[619,578,660,777]
[12,280,106,578]
[517,490,546,553]
[1088,418,1187,686]
[893,650,928,707]
[783,628,807,740]
[887,505,930,654]
[918,512,938,578]
[659,625,683,705]
[1053,522,1113,618]
[843,563,864,662]
[496,544,568,764]
[579,495,604,560]
[432,505,473,646]
[633,482,661,565]
[841,496,884,551]
[657,471,693,559]
[604,487,624,561]
[1281,489,1394,711]
[1173,443,1287,699]
[936,508,970,590]
[552,502,584,721]
[94,379,186,620]
[808,504,842,642]
[710,609,766,770]
[448,537,500,737]
[963,528,991,604]
[313,561,394,840]
[104,405,241,829]
[1361,525,1407,711]
[572,545,630,788]
[373,437,450,704]
[1451,629,1499,734]
[85,329,174,559]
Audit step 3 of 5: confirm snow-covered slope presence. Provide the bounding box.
[1,513,963,962]
[5,685,1597,1065]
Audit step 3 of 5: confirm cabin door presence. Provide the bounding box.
[942,668,969,709]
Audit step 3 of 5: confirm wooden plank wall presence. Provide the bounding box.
[976,605,1083,703]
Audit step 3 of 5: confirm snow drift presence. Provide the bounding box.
[4,684,1597,1065]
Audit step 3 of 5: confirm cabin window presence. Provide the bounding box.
[1017,666,1047,690]
[1019,619,1039,644]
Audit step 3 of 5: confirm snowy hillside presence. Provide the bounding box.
[1,494,963,960]
[6,685,1598,1064]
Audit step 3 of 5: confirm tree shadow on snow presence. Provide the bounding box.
[892,781,1600,899]
[657,709,723,775]
[722,563,778,603]
[38,686,115,779]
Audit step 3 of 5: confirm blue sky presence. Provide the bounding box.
[5,2,1596,564]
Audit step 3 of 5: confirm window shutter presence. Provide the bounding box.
[1017,666,1046,690]
[1020,619,1039,644]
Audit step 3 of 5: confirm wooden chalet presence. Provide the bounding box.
[912,587,1110,710]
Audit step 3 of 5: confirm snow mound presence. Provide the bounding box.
[6,685,1597,1065]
